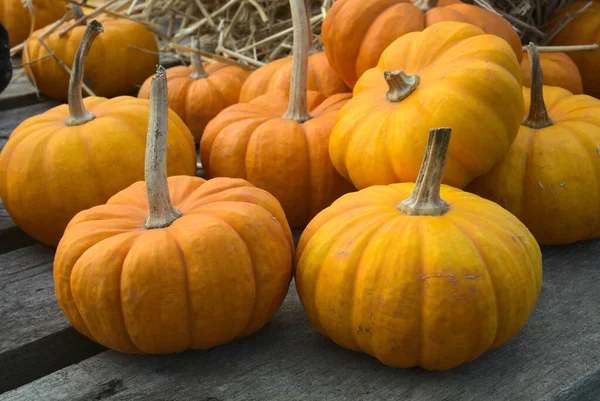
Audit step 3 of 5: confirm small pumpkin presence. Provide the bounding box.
[295,127,542,370]
[239,51,349,102]
[138,38,250,143]
[54,66,293,354]
[201,0,355,227]
[466,43,600,245]
[548,2,600,98]
[520,50,583,95]
[23,6,157,100]
[329,21,524,190]
[0,21,196,247]
[322,0,523,88]
[0,0,67,48]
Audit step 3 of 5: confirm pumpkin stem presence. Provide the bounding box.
[413,0,438,12]
[305,0,315,53]
[385,70,420,103]
[523,42,554,129]
[67,4,87,25]
[65,20,103,127]
[282,0,312,123]
[189,37,208,80]
[397,128,451,216]
[144,65,183,229]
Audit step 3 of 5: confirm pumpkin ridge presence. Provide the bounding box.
[298,123,312,220]
[519,128,538,223]
[241,119,276,180]
[416,219,427,366]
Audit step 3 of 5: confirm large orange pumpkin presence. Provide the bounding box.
[329,22,524,190]
[201,0,355,227]
[0,21,196,247]
[54,67,293,354]
[466,44,600,245]
[0,0,67,48]
[322,0,523,88]
[138,38,250,143]
[548,2,600,98]
[23,7,157,100]
[520,51,583,95]
[295,127,542,370]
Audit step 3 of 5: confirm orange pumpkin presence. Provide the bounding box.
[549,2,600,98]
[520,51,583,95]
[138,38,250,143]
[295,127,542,370]
[23,7,157,100]
[0,21,195,247]
[322,0,523,88]
[54,67,293,354]
[329,22,524,190]
[466,44,600,245]
[0,0,67,48]
[201,0,355,227]
[239,51,349,102]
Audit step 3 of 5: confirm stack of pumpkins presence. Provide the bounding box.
[0,0,599,371]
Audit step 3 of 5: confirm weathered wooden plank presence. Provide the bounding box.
[2,239,598,401]
[0,245,106,393]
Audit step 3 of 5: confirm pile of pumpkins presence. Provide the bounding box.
[0,0,599,371]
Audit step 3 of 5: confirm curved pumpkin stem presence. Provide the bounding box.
[145,65,183,229]
[523,42,554,129]
[413,0,438,12]
[65,20,103,127]
[283,0,312,123]
[385,70,420,102]
[189,37,208,80]
[397,128,451,216]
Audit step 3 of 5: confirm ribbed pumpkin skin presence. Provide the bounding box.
[0,96,196,246]
[520,52,583,95]
[23,16,157,100]
[329,22,524,190]
[138,63,250,143]
[201,90,356,227]
[322,0,523,88]
[549,2,600,98]
[0,0,67,48]
[466,86,600,245]
[295,184,542,370]
[239,52,349,102]
[54,176,293,354]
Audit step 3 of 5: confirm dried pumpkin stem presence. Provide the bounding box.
[523,42,554,129]
[385,70,420,103]
[189,37,208,79]
[67,4,87,24]
[522,44,599,53]
[145,65,183,229]
[397,128,451,216]
[65,20,103,127]
[413,0,438,12]
[282,0,312,123]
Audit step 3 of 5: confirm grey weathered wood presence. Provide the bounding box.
[2,239,598,401]
[0,245,105,393]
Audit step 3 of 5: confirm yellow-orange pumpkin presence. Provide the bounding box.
[0,0,67,48]
[23,8,157,100]
[295,128,542,370]
[0,21,195,246]
[138,39,250,143]
[201,0,355,227]
[322,0,523,88]
[329,22,524,190]
[467,44,600,245]
[54,67,293,354]
[520,51,583,95]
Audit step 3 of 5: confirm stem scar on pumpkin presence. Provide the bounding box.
[397,128,451,216]
[523,42,554,129]
[65,20,103,127]
[412,0,439,12]
[384,70,420,103]
[144,65,183,229]
[282,0,312,123]
[189,36,209,80]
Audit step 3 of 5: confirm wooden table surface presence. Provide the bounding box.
[0,68,599,401]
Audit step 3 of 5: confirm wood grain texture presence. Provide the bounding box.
[2,239,598,401]
[0,245,105,393]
